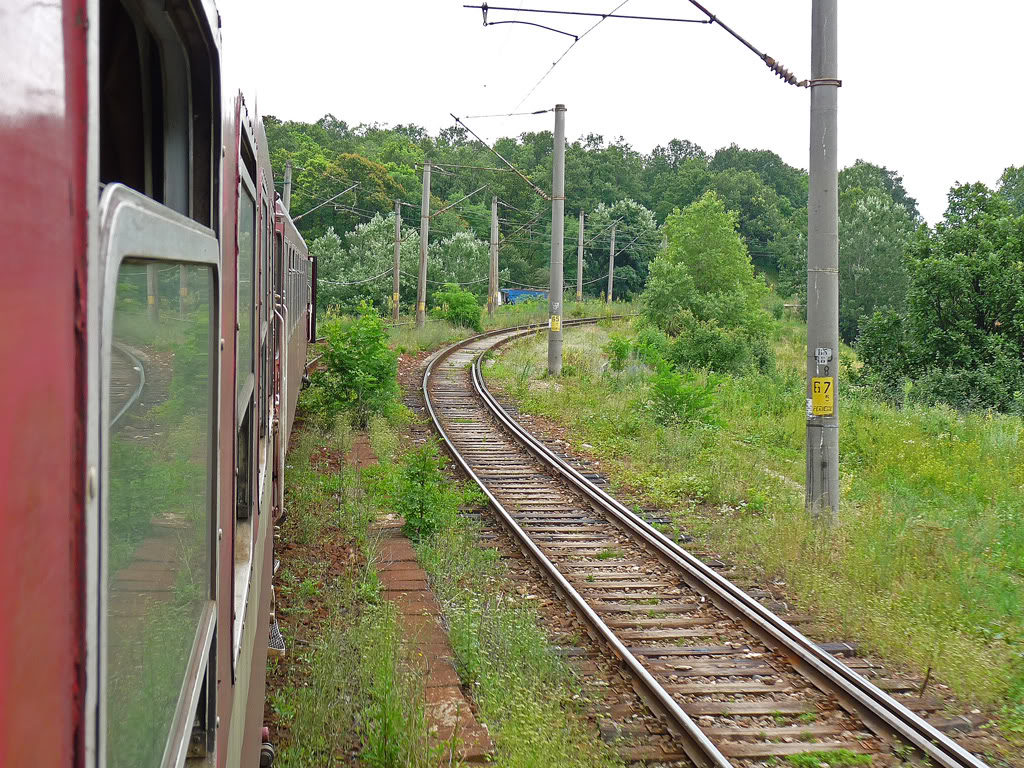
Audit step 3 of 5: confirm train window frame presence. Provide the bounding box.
[232,141,259,674]
[92,184,220,768]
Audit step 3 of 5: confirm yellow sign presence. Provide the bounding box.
[811,377,834,416]
[550,315,561,332]
[418,301,425,312]
[392,292,399,303]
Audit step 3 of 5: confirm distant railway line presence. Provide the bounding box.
[423,319,992,767]
[110,342,146,427]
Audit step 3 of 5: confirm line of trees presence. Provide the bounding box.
[266,115,1024,413]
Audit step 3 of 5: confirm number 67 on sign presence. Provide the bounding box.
[811,377,834,416]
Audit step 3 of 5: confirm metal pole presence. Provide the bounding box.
[489,195,498,317]
[576,209,584,301]
[283,160,292,213]
[416,162,431,329]
[606,224,616,303]
[547,104,566,376]
[179,266,188,316]
[392,199,401,324]
[147,264,159,322]
[806,0,840,525]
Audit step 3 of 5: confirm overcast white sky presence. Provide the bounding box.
[218,1,1023,224]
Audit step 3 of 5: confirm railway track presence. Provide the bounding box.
[422,318,992,768]
[110,341,146,427]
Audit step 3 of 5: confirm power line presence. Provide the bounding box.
[469,5,709,26]
[449,113,552,201]
[318,268,392,287]
[424,162,518,172]
[684,0,807,87]
[509,0,631,113]
[462,108,555,119]
[400,270,490,286]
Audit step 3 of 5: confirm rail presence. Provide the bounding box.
[423,321,991,768]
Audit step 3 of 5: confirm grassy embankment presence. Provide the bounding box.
[266,320,624,767]
[485,317,1024,747]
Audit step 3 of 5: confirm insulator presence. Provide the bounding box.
[764,55,798,86]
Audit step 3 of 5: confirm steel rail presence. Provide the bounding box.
[111,341,146,427]
[423,318,730,768]
[467,329,991,768]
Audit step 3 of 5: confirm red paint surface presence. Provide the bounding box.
[0,2,88,765]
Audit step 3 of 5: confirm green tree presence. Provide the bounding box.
[311,217,421,314]
[997,165,1024,216]
[312,304,399,427]
[709,144,808,211]
[583,199,660,299]
[643,191,775,373]
[430,283,483,331]
[429,231,495,301]
[840,159,920,221]
[709,169,789,266]
[649,157,714,224]
[858,182,1024,411]
[778,160,917,339]
[837,185,914,342]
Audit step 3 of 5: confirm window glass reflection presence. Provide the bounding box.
[107,261,213,767]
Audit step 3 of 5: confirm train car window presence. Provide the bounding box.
[259,200,269,442]
[237,182,256,403]
[99,0,218,224]
[106,259,215,768]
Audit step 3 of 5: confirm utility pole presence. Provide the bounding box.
[606,225,616,303]
[179,267,188,316]
[547,104,566,376]
[489,195,498,317]
[282,160,292,213]
[147,264,159,322]
[416,162,431,329]
[576,210,584,302]
[806,0,840,525]
[392,199,401,324]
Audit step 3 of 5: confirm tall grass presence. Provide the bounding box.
[270,407,437,767]
[364,413,624,768]
[486,318,1024,733]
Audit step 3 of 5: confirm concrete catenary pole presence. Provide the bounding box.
[576,209,584,301]
[806,0,840,525]
[416,162,431,329]
[547,104,566,375]
[282,160,293,213]
[489,195,498,317]
[606,225,616,303]
[147,264,159,322]
[392,199,401,324]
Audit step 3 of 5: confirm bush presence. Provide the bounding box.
[310,303,399,428]
[632,324,671,366]
[397,440,454,541]
[430,283,483,332]
[666,312,774,375]
[603,333,632,372]
[645,361,722,428]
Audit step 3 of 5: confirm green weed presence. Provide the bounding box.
[484,316,1024,731]
[784,750,871,768]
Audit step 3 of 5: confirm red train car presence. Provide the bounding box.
[0,1,314,766]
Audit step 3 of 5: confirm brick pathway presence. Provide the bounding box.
[376,523,494,763]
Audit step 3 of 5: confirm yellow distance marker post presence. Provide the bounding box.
[550,315,561,332]
[811,377,834,416]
